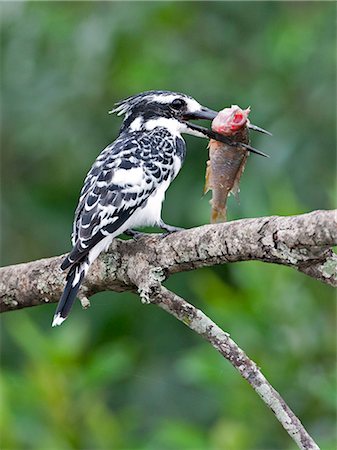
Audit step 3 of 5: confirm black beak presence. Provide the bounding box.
[187,107,218,121]
[248,123,272,136]
[183,107,271,158]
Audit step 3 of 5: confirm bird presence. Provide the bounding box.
[52,90,269,327]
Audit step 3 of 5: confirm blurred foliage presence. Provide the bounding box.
[1,2,336,449]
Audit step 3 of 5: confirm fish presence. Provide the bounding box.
[204,105,251,223]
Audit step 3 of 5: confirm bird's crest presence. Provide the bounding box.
[109,90,190,116]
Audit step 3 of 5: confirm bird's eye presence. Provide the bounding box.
[170,98,186,110]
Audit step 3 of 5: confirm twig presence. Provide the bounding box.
[152,286,320,450]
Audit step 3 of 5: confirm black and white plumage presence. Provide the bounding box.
[52,90,231,326]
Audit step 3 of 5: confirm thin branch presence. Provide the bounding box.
[152,286,320,450]
[1,210,336,312]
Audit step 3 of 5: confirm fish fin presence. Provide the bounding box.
[230,154,248,204]
[203,161,212,195]
[231,181,241,203]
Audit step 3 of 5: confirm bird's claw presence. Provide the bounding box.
[124,229,146,240]
[158,222,184,238]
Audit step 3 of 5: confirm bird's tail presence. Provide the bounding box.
[52,259,89,327]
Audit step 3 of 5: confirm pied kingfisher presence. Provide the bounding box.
[52,90,267,326]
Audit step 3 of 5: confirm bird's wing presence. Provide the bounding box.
[61,133,171,270]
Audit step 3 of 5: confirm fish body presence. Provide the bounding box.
[205,105,250,223]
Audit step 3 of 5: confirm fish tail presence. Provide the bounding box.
[211,206,227,224]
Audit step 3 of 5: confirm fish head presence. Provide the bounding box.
[212,106,251,135]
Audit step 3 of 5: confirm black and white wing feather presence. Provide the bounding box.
[61,130,179,270]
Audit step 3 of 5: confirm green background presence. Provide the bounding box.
[1,2,336,449]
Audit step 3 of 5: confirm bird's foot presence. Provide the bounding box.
[124,229,147,240]
[159,221,184,238]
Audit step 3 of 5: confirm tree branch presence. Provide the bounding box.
[152,286,320,450]
[1,210,336,312]
[1,209,333,449]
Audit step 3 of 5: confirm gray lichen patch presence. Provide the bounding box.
[320,258,337,279]
[138,287,152,304]
[36,277,52,295]
[150,267,165,283]
[137,266,165,304]
[79,296,91,309]
[2,295,18,308]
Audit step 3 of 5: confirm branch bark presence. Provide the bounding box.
[1,209,334,449]
[1,210,336,312]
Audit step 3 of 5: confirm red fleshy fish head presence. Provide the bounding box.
[212,105,251,136]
